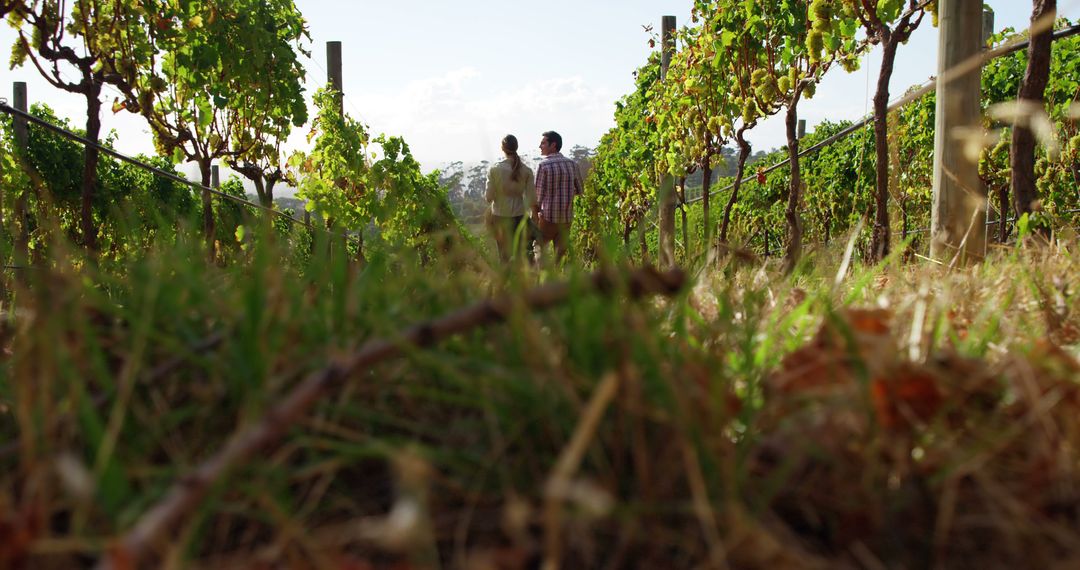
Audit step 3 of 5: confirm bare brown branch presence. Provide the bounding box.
[96,266,687,570]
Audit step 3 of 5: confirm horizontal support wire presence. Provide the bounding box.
[0,101,360,245]
[892,208,1080,236]
[685,23,1080,208]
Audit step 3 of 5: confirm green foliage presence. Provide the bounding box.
[8,4,456,267]
[0,0,21,19]
[576,54,662,260]
[801,121,876,243]
[214,177,253,248]
[100,0,309,184]
[0,112,31,252]
[22,104,83,206]
[2,104,201,255]
[368,135,461,259]
[725,0,862,267]
[293,87,373,231]
[7,0,150,247]
[654,25,732,179]
[585,6,1075,264]
[982,22,1080,223]
[293,88,463,261]
[892,88,936,237]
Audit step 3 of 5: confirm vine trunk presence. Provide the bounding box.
[784,92,804,275]
[81,84,102,251]
[701,158,713,246]
[1010,0,1056,233]
[721,127,751,244]
[872,33,901,262]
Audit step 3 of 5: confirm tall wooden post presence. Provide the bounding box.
[12,82,27,155]
[930,0,985,264]
[982,9,995,49]
[201,163,220,262]
[638,218,648,262]
[658,15,677,268]
[326,40,359,264]
[798,119,806,140]
[327,41,343,115]
[13,82,29,269]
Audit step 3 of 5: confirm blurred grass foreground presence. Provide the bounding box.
[1,221,1080,570]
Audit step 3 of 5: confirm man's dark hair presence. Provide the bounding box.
[542,131,563,152]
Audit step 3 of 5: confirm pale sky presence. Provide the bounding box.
[3,1,1079,178]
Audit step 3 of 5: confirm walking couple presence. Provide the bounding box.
[485,131,583,265]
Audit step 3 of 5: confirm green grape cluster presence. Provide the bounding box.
[807,31,825,63]
[810,0,832,21]
[742,99,757,124]
[1035,157,1050,177]
[977,136,1009,183]
[707,115,723,134]
[752,68,779,100]
[779,67,801,94]
[839,54,860,73]
[839,0,856,19]
[926,1,939,26]
[807,0,835,63]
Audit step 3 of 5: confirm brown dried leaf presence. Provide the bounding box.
[0,503,44,570]
[768,308,895,395]
[871,364,945,430]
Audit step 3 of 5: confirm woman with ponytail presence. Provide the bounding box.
[485,134,536,263]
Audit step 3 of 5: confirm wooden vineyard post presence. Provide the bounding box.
[658,15,677,268]
[12,82,27,152]
[798,119,806,140]
[12,82,29,271]
[638,218,647,263]
[930,0,986,264]
[327,41,343,115]
[326,40,362,264]
[206,164,220,262]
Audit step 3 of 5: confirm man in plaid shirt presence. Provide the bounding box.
[532,131,583,262]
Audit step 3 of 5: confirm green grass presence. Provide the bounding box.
[1,218,1079,569]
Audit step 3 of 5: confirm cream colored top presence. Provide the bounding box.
[485,157,536,217]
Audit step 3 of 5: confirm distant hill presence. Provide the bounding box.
[179,163,299,199]
[273,197,307,217]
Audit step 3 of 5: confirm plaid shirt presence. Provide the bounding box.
[535,152,583,224]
